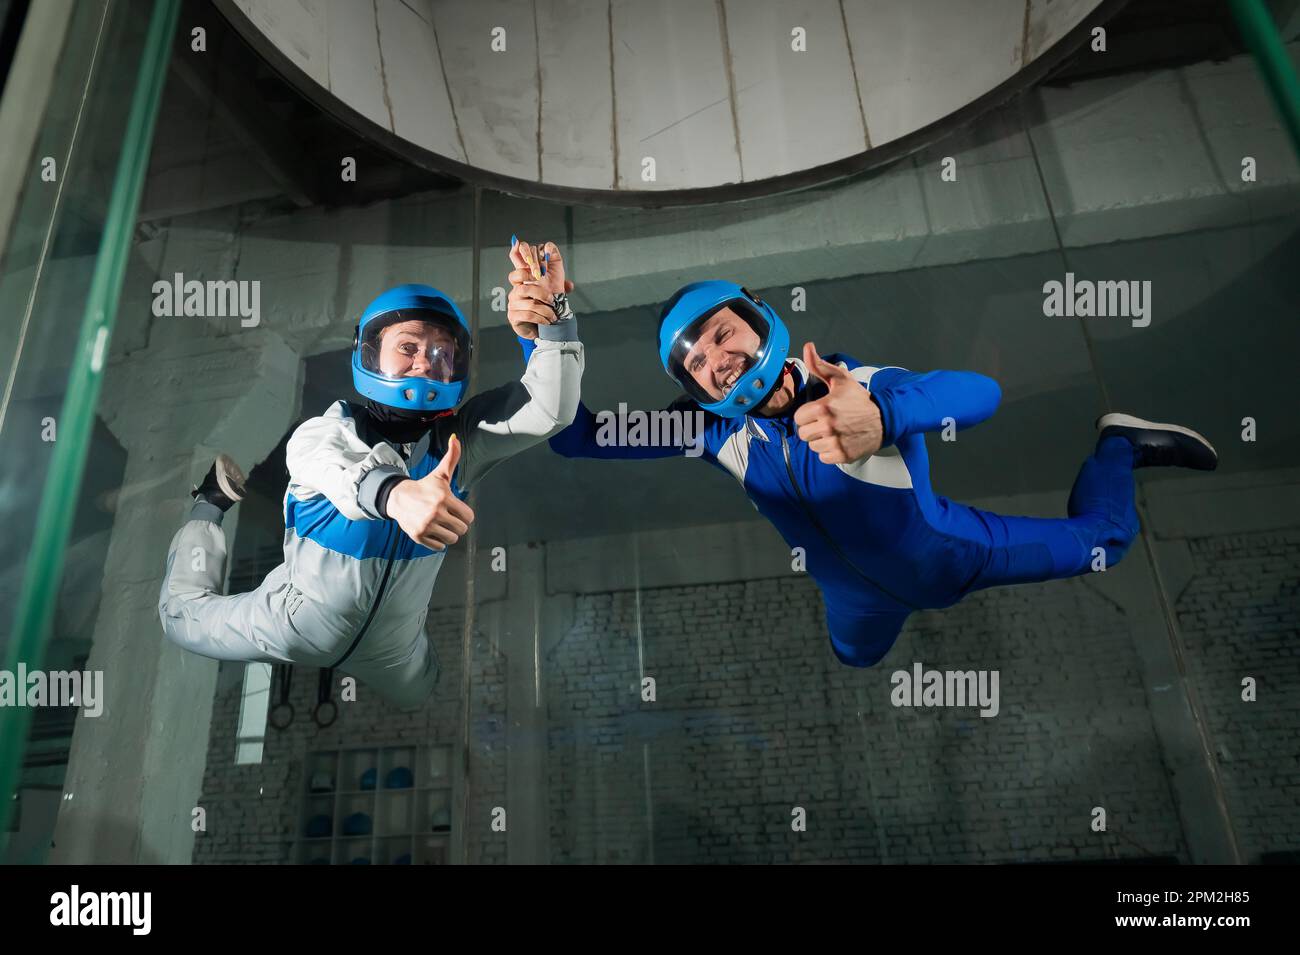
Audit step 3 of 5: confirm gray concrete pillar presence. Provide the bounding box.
[502,542,547,864]
[50,331,300,863]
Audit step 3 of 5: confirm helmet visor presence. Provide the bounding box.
[359,308,471,386]
[666,298,772,404]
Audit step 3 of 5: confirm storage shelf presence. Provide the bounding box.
[293,743,456,865]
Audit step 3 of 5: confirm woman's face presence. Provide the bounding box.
[377,319,457,381]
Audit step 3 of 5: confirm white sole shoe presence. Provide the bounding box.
[214,453,247,502]
[1096,413,1218,471]
[193,453,248,508]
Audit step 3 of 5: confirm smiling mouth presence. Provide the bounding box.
[720,359,751,396]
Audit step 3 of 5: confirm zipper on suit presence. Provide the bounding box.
[331,429,436,669]
[332,522,400,668]
[778,427,918,611]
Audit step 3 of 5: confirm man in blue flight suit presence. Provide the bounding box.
[525,279,1216,668]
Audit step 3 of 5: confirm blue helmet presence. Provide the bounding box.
[385,766,414,789]
[658,281,790,418]
[352,284,473,411]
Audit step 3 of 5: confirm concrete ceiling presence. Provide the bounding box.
[124,0,1276,229]
[217,0,1115,203]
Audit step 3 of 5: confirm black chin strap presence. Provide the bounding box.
[362,398,446,444]
[754,361,816,418]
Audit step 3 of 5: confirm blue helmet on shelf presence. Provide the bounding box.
[385,766,414,789]
[352,284,473,411]
[657,281,790,418]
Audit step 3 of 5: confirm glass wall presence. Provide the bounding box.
[468,187,1300,863]
[0,0,175,860]
[2,1,1298,865]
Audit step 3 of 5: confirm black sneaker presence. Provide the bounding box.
[1096,413,1218,471]
[192,453,248,511]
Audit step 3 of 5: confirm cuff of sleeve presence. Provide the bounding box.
[375,475,406,520]
[357,465,407,520]
[871,393,898,447]
[538,316,579,342]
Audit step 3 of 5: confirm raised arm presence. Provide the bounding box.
[508,238,698,462]
[863,365,1002,446]
[443,237,585,488]
[514,339,704,461]
[549,396,695,460]
[517,337,707,461]
[454,323,584,488]
[795,343,1002,464]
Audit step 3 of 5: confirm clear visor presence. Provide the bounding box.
[666,299,771,404]
[359,308,471,384]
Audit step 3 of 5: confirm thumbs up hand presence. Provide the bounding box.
[384,434,476,550]
[793,342,884,465]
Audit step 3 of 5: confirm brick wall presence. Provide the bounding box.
[192,603,506,864]
[544,571,1194,864]
[1175,529,1300,863]
[195,528,1300,864]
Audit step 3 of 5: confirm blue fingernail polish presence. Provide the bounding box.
[511,233,518,246]
[541,253,548,276]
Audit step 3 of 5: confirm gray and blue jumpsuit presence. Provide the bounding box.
[158,325,583,708]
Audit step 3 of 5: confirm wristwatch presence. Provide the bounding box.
[551,292,574,322]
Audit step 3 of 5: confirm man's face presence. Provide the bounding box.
[681,307,762,402]
[378,319,457,381]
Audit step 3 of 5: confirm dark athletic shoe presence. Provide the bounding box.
[1096,413,1218,471]
[191,453,247,511]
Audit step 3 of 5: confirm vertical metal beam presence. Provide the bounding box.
[454,184,482,864]
[0,0,74,275]
[504,543,547,864]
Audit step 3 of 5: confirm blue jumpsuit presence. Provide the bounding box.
[537,342,1141,668]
